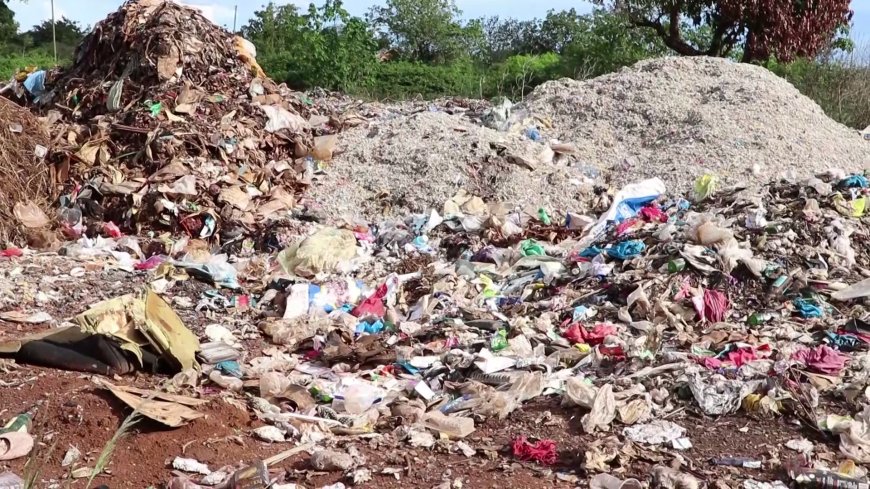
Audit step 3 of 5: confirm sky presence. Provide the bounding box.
[7,0,870,42]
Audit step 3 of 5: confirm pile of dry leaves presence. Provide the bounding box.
[36,0,318,240]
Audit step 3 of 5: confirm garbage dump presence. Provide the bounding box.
[3,3,870,485]
[34,0,317,240]
[4,163,870,487]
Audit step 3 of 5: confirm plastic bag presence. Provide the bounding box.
[278,227,357,278]
[520,239,545,257]
[607,240,645,260]
[580,178,665,247]
[175,254,240,290]
[260,105,308,133]
[693,174,718,201]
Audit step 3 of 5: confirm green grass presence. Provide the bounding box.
[0,50,59,79]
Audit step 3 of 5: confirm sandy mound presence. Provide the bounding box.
[310,57,870,222]
[307,111,592,221]
[518,56,870,191]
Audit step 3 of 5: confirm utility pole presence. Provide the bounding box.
[232,5,237,33]
[51,0,57,63]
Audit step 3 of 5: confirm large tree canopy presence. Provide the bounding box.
[367,0,476,63]
[598,0,853,62]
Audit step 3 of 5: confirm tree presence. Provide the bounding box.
[0,0,19,48]
[538,9,589,53]
[596,0,853,62]
[28,17,85,47]
[562,9,666,76]
[242,3,306,54]
[368,0,469,63]
[242,1,377,91]
[23,17,85,59]
[301,0,378,91]
[479,17,543,62]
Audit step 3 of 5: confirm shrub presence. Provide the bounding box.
[363,60,485,99]
[767,48,870,130]
[488,53,563,100]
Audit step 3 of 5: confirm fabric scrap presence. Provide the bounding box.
[703,289,729,322]
[792,345,849,375]
[511,436,557,465]
[562,323,616,346]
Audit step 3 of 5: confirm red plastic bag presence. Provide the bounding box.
[103,221,123,238]
[0,248,23,258]
[352,283,388,318]
[639,205,668,223]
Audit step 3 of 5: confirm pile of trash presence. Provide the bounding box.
[34,0,319,240]
[7,167,870,486]
[0,97,51,244]
[200,168,870,484]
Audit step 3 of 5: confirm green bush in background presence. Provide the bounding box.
[0,49,56,78]
[768,55,870,130]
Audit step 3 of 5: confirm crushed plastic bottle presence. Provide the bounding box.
[222,460,269,489]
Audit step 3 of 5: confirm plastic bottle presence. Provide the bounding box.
[421,411,475,438]
[0,408,35,434]
[439,394,474,414]
[711,457,762,469]
[490,329,508,351]
[748,312,775,326]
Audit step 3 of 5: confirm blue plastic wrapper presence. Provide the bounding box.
[524,126,541,141]
[793,298,824,318]
[572,305,594,322]
[216,360,243,378]
[23,70,46,98]
[356,319,385,334]
[839,175,869,189]
[612,196,659,223]
[607,240,645,260]
[396,361,420,374]
[579,246,603,258]
[823,331,863,351]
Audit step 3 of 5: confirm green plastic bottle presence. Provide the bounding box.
[0,407,35,434]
